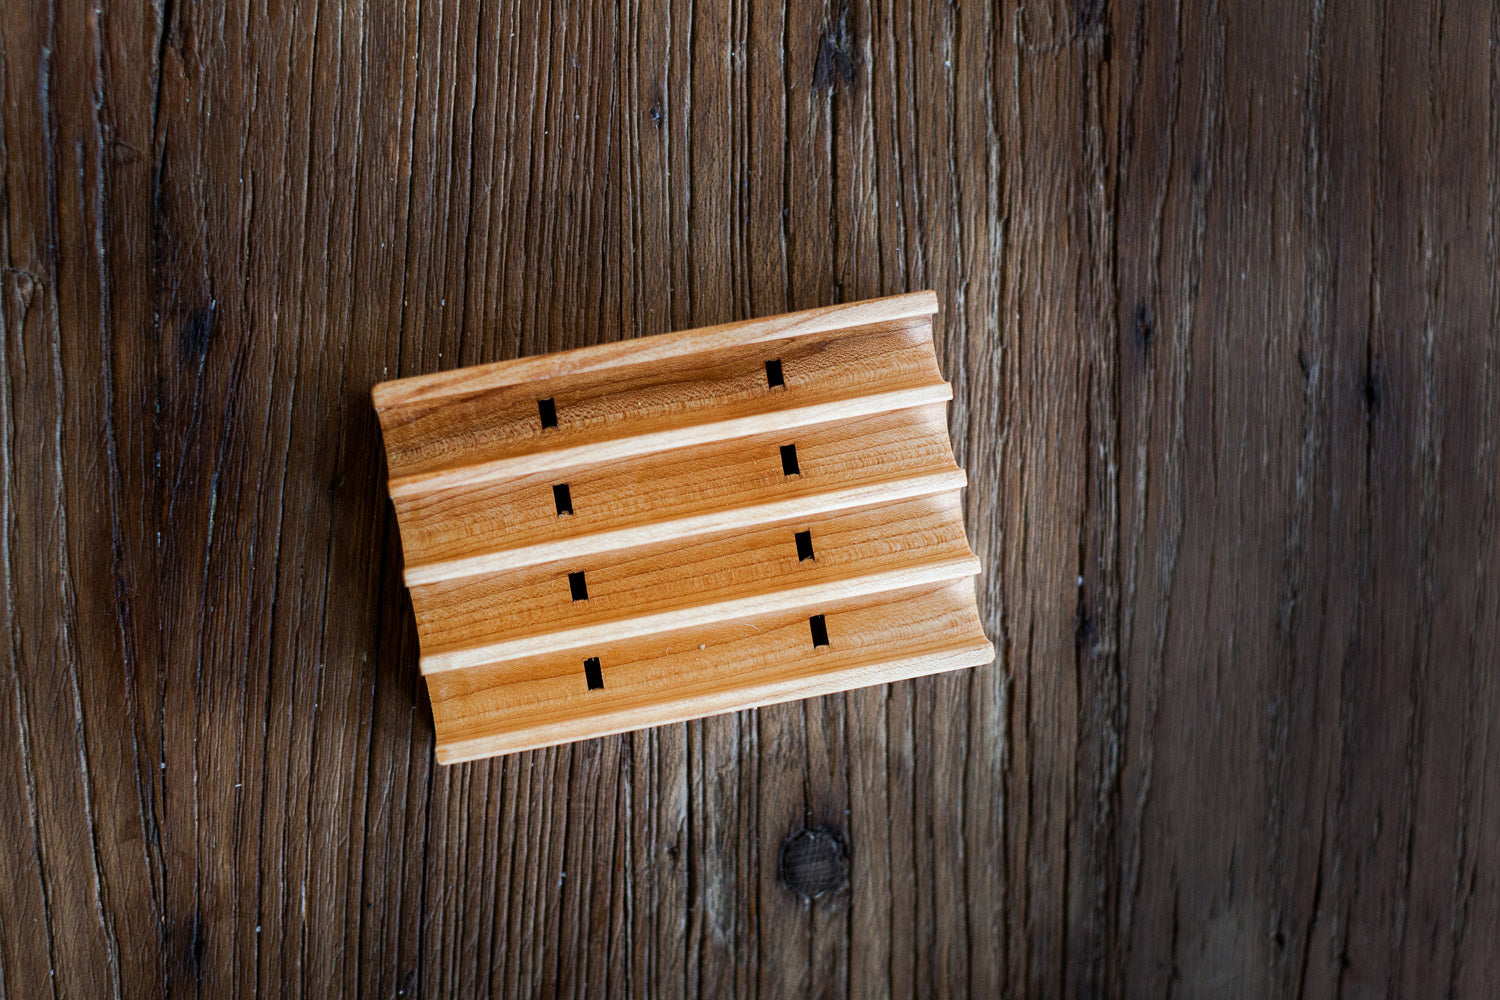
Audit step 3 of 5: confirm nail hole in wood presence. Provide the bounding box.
[795,530,814,562]
[809,614,829,647]
[538,397,558,429]
[569,570,589,601]
[583,656,603,690]
[553,482,573,515]
[765,358,785,388]
[780,443,800,476]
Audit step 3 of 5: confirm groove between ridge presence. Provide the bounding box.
[433,638,996,762]
[388,381,953,500]
[417,554,983,674]
[403,469,970,585]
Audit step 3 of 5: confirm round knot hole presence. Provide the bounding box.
[778,826,849,901]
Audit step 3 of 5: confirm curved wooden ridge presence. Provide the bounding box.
[373,292,993,762]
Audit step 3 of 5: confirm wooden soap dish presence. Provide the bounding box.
[372,291,993,763]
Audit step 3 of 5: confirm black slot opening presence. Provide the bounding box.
[553,482,573,515]
[765,358,785,388]
[537,397,558,428]
[780,443,800,476]
[584,656,603,690]
[809,614,829,647]
[569,571,589,601]
[795,530,815,562]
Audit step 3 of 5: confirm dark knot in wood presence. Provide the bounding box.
[1133,302,1154,355]
[778,826,850,901]
[1363,361,1384,418]
[812,11,859,91]
[180,299,217,359]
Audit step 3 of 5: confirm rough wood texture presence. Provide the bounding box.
[1,0,1497,995]
[373,296,992,761]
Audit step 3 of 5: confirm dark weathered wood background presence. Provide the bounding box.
[3,0,1498,995]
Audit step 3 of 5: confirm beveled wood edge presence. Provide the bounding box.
[402,467,970,585]
[432,637,995,763]
[371,291,940,412]
[417,555,984,674]
[386,380,954,499]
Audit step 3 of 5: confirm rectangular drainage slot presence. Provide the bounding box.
[569,571,589,601]
[765,358,785,388]
[553,482,573,515]
[537,397,558,429]
[583,656,603,690]
[809,614,829,647]
[795,530,815,561]
[780,443,800,476]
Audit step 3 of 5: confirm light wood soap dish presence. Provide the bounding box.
[372,292,993,762]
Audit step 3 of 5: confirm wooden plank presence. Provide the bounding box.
[428,580,992,761]
[389,381,953,500]
[370,290,940,410]
[378,316,947,494]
